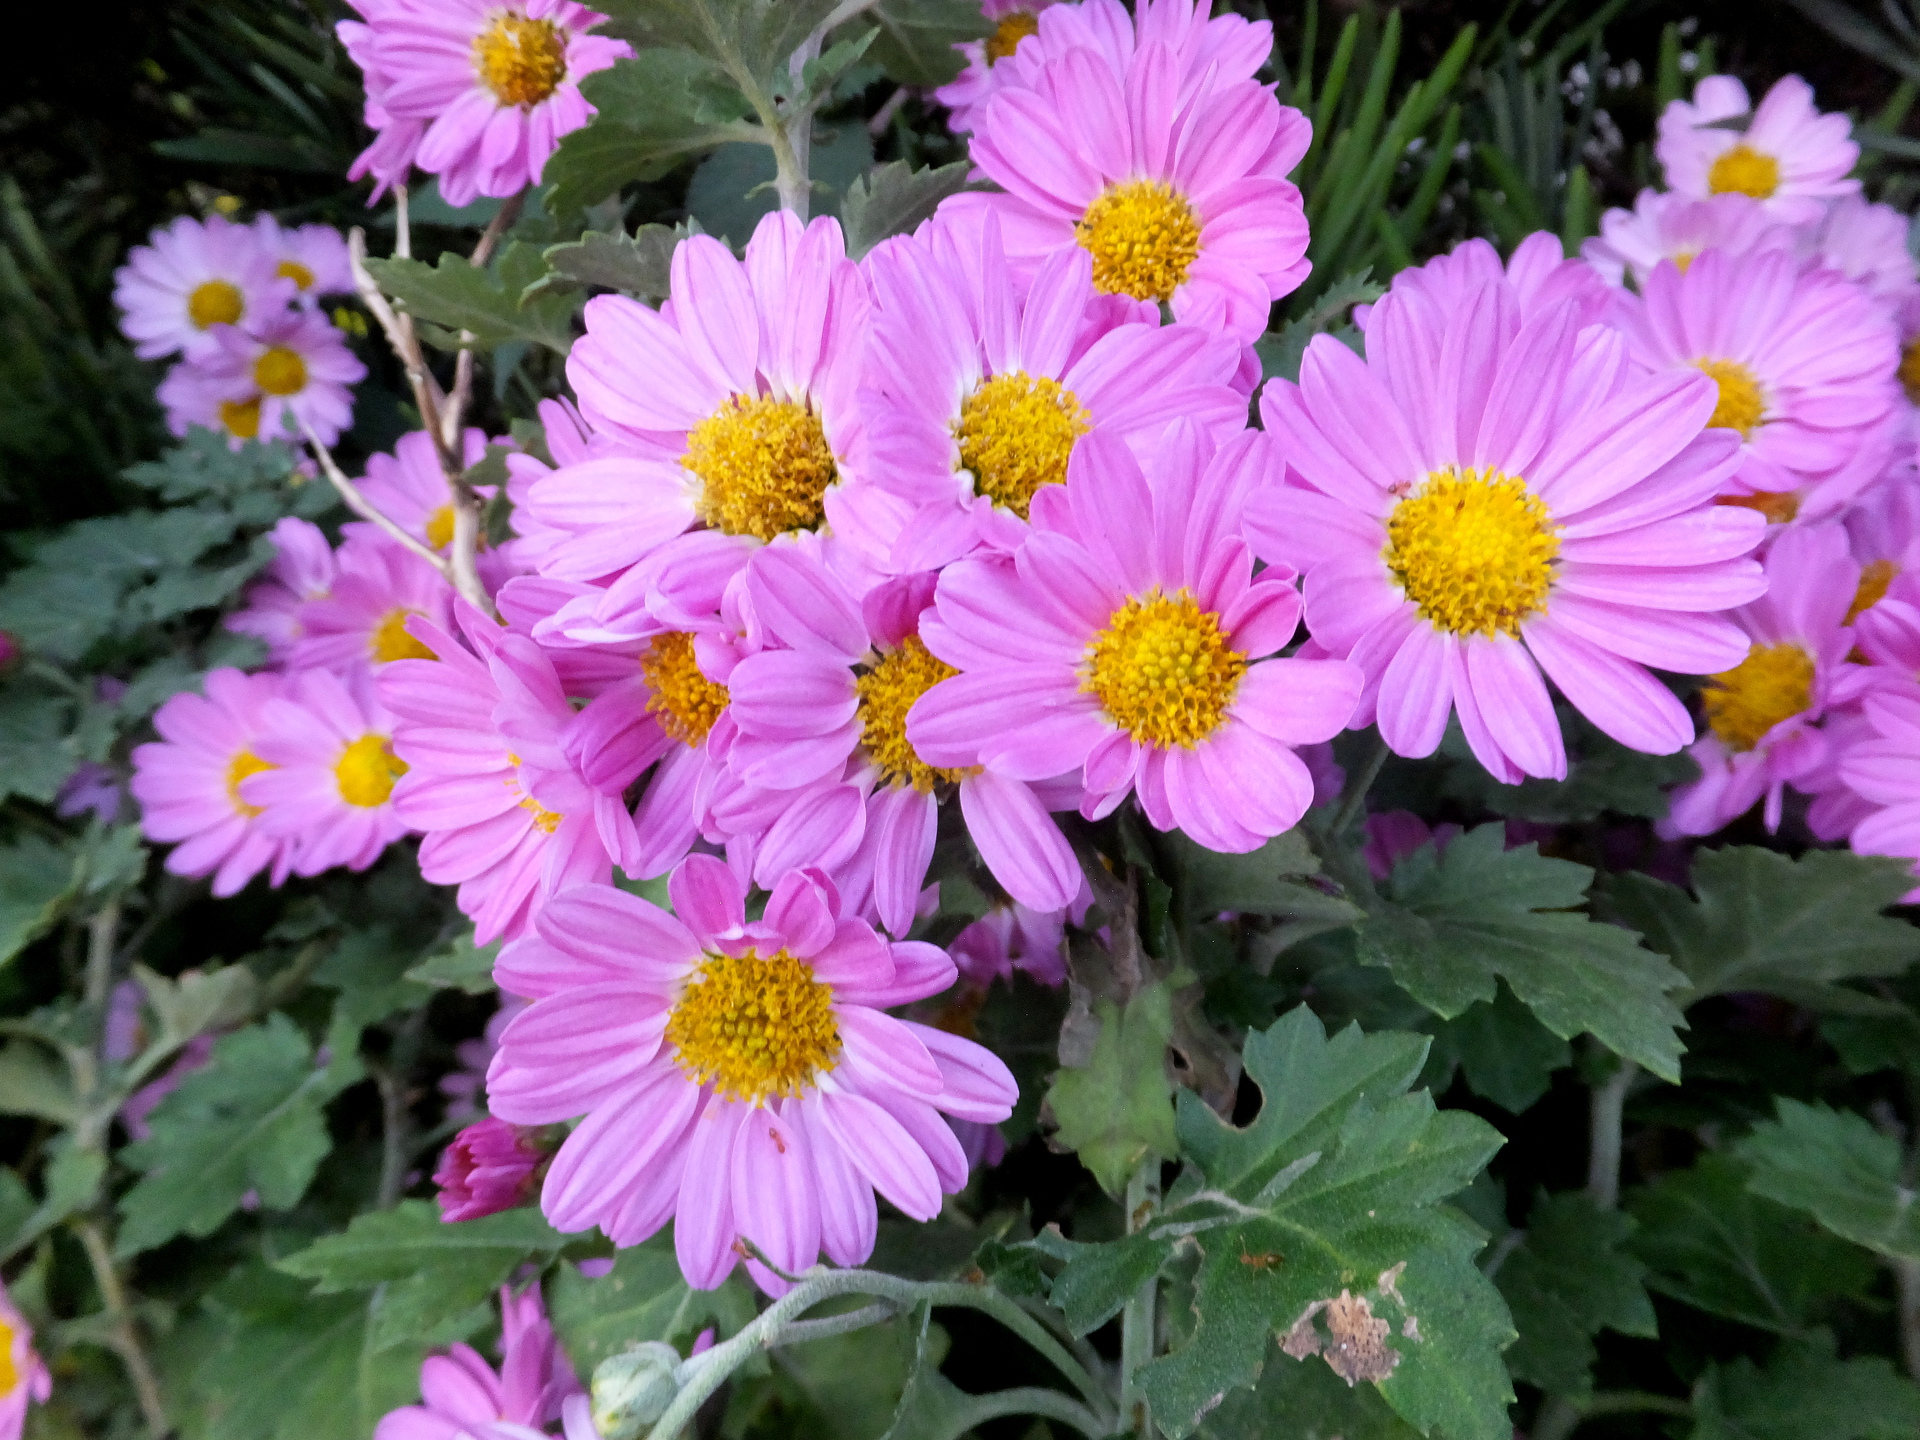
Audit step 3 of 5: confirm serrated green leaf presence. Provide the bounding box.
[117,1015,344,1255]
[362,246,578,354]
[405,930,500,994]
[0,681,77,806]
[1421,982,1571,1113]
[547,1230,754,1366]
[1196,1349,1422,1439]
[0,1040,76,1124]
[315,925,434,1032]
[1626,1153,1878,1333]
[1256,271,1383,384]
[1491,1191,1655,1399]
[1690,1329,1920,1440]
[1046,981,1177,1195]
[600,0,841,89]
[1138,1008,1511,1440]
[543,50,758,214]
[1737,1100,1920,1262]
[877,1303,970,1440]
[541,224,682,299]
[1048,1230,1171,1336]
[0,1137,104,1265]
[685,123,874,243]
[1592,847,1920,1006]
[840,160,983,259]
[861,0,991,87]
[0,837,78,967]
[1358,825,1688,1081]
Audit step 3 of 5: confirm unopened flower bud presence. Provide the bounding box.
[433,1117,547,1222]
[590,1341,681,1440]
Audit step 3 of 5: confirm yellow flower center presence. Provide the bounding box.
[665,948,841,1103]
[426,504,456,550]
[518,795,563,834]
[953,372,1092,520]
[641,631,729,747]
[334,734,408,808]
[277,259,316,291]
[684,394,837,542]
[1083,588,1246,748]
[856,636,968,791]
[1384,467,1560,638]
[226,749,273,818]
[1075,179,1203,304]
[473,13,568,108]
[371,608,436,664]
[253,346,307,397]
[1702,642,1816,752]
[1672,250,1698,275]
[1849,558,1898,623]
[1900,339,1920,406]
[0,1318,15,1396]
[1707,143,1780,200]
[220,397,262,440]
[188,279,244,330]
[985,10,1040,63]
[1695,358,1765,439]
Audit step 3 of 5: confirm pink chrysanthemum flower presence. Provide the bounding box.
[935,0,1061,133]
[435,1117,548,1222]
[1838,685,1920,901]
[379,607,635,944]
[501,398,600,576]
[487,859,1017,1291]
[862,213,1248,570]
[1846,474,1920,642]
[249,214,354,303]
[1657,74,1859,224]
[950,897,1076,988]
[1357,234,1617,333]
[243,669,413,877]
[1804,195,1920,311]
[113,214,292,360]
[374,1284,580,1440]
[1250,258,1767,783]
[290,528,454,678]
[911,424,1362,850]
[0,1276,50,1440]
[954,9,1312,340]
[1664,524,1869,836]
[526,211,871,604]
[226,517,337,666]
[130,669,295,896]
[341,0,629,207]
[720,550,1084,929]
[1581,189,1788,288]
[166,309,366,449]
[981,0,1275,114]
[1616,248,1899,500]
[442,995,531,1123]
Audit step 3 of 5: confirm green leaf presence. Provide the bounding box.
[840,160,983,260]
[1737,1100,1920,1262]
[1195,1350,1422,1439]
[362,245,579,355]
[861,0,991,87]
[0,1040,77,1124]
[117,1015,345,1255]
[1045,980,1177,1195]
[1593,847,1920,1007]
[1358,825,1688,1081]
[543,50,757,214]
[877,1303,970,1440]
[1626,1153,1878,1333]
[279,1200,568,1350]
[0,1138,105,1265]
[1421,982,1571,1114]
[1256,271,1383,383]
[547,1229,755,1367]
[134,962,257,1053]
[0,681,77,806]
[601,0,842,91]
[1690,1329,1920,1440]
[315,925,435,1031]
[190,1267,429,1440]
[405,930,501,994]
[0,836,79,967]
[1440,709,1698,822]
[123,429,300,503]
[540,224,682,299]
[1491,1191,1656,1399]
[685,123,875,244]
[1048,1230,1173,1336]
[1138,1008,1512,1440]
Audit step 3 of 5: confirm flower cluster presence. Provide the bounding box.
[116,213,365,448]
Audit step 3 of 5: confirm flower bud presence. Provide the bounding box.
[433,1117,546,1222]
[589,1341,682,1440]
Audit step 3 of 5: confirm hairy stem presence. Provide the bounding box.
[85,898,122,1015]
[1586,1056,1637,1210]
[374,1011,428,1210]
[926,1387,1111,1440]
[76,1219,170,1438]
[1120,1161,1161,1436]
[301,425,453,579]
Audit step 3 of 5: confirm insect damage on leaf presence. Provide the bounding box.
[1276,1266,1418,1386]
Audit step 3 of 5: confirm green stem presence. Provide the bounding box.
[76,1219,170,1438]
[1120,1162,1161,1435]
[1586,1056,1636,1210]
[1329,733,1391,837]
[926,1387,1111,1440]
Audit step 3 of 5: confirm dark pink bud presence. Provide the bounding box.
[434,1117,547,1222]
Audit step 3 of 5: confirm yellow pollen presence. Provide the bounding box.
[334,734,407,808]
[226,749,274,818]
[0,1318,15,1396]
[1707,143,1781,200]
[518,795,563,833]
[1849,558,1898,622]
[1384,467,1560,638]
[953,372,1091,520]
[641,631,729,747]
[426,504,456,550]
[1083,588,1246,748]
[985,10,1039,63]
[473,13,568,108]
[665,948,840,1103]
[1716,490,1799,525]
[188,279,244,330]
[1703,642,1815,752]
[1673,250,1697,275]
[253,346,307,397]
[1075,179,1203,304]
[277,259,316,291]
[856,636,968,791]
[1900,339,1920,406]
[1695,358,1765,440]
[220,397,262,439]
[371,608,436,664]
[684,394,837,542]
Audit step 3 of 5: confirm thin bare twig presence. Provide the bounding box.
[442,192,524,457]
[299,423,453,580]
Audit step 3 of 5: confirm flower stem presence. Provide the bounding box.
[75,1219,169,1438]
[1586,1054,1636,1210]
[1329,732,1391,837]
[1120,1161,1161,1436]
